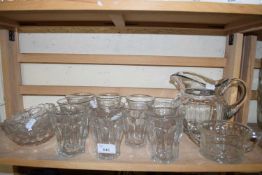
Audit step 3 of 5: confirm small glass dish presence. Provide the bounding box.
[1,103,56,146]
[199,120,257,164]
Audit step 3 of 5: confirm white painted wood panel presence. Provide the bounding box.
[21,64,223,88]
[19,33,226,57]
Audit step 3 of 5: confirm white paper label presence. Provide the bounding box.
[90,100,97,108]
[206,84,215,90]
[25,118,36,131]
[97,144,116,154]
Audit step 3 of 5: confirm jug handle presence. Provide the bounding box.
[218,78,247,119]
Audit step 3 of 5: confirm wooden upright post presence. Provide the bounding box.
[0,29,23,118]
[238,35,257,124]
[223,33,244,121]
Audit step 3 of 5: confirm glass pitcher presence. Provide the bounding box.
[170,71,247,145]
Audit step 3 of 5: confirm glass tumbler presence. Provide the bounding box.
[147,99,183,163]
[124,94,154,147]
[199,120,257,164]
[93,93,124,160]
[50,105,89,157]
[96,93,121,109]
[65,93,96,124]
[58,93,94,114]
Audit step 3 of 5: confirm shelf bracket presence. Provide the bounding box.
[8,30,15,41]
[225,19,262,34]
[229,34,234,45]
[109,14,125,29]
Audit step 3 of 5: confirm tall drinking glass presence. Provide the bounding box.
[124,94,154,147]
[58,93,94,114]
[93,93,124,160]
[50,103,89,157]
[147,98,183,163]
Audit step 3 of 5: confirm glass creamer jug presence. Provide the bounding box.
[170,72,247,145]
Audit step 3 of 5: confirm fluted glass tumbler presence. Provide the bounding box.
[93,114,124,160]
[200,120,257,164]
[147,102,183,163]
[124,94,154,147]
[58,93,94,114]
[50,105,89,157]
[93,93,124,160]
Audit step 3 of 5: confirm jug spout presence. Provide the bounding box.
[169,72,186,91]
[170,72,217,91]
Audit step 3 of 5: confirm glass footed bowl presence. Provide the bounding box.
[1,103,56,146]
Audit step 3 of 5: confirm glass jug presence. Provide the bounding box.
[170,71,247,145]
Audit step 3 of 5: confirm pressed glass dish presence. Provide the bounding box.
[1,103,55,146]
[199,120,257,164]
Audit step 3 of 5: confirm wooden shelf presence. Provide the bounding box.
[0,1,261,35]
[0,0,261,14]
[0,129,261,172]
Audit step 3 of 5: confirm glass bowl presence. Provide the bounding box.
[1,103,56,146]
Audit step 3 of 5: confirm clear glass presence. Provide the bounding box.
[93,93,124,160]
[66,93,95,107]
[124,94,154,147]
[50,105,89,157]
[1,103,55,146]
[153,97,181,108]
[93,114,124,160]
[182,89,223,145]
[65,93,96,125]
[170,71,247,145]
[147,101,183,163]
[58,94,94,114]
[200,120,257,164]
[96,93,121,109]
